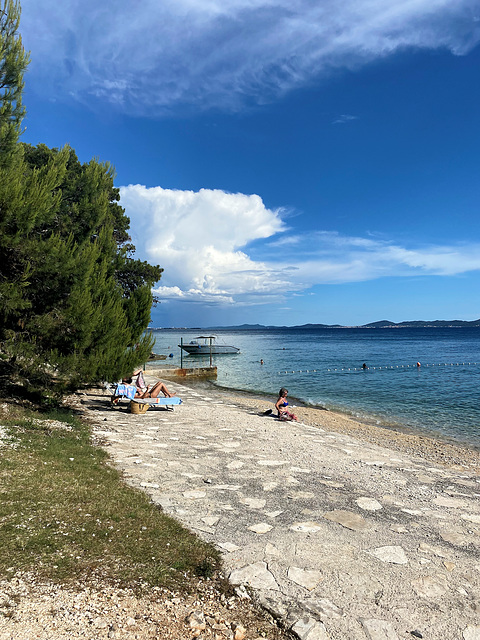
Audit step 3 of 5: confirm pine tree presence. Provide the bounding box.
[0,3,163,398]
[0,0,27,165]
[0,0,29,319]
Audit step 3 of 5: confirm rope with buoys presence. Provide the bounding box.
[276,362,479,375]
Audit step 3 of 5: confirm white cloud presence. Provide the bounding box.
[120,184,480,307]
[120,184,290,304]
[20,0,480,113]
[333,114,359,124]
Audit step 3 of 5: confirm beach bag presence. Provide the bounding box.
[129,401,149,414]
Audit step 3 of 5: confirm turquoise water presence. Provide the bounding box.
[151,327,480,448]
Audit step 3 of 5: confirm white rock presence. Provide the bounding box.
[291,616,330,640]
[368,546,408,565]
[287,567,323,591]
[356,497,383,511]
[240,497,267,509]
[303,597,344,620]
[263,482,278,491]
[361,618,399,639]
[411,575,448,598]
[265,542,280,555]
[227,460,244,469]
[183,490,206,499]
[418,542,448,558]
[440,531,470,546]
[187,610,206,631]
[390,525,408,533]
[229,561,279,591]
[289,491,316,500]
[434,496,469,508]
[323,510,372,532]
[213,484,241,491]
[464,625,480,640]
[460,514,480,524]
[248,522,273,534]
[233,623,247,640]
[318,479,344,488]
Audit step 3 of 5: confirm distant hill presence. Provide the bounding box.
[205,319,480,330]
[206,323,281,330]
[291,322,343,329]
[361,319,480,328]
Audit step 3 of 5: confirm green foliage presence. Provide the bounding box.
[0,0,29,166]
[1,144,163,393]
[0,405,220,589]
[0,3,163,396]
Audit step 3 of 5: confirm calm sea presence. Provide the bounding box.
[150,327,480,448]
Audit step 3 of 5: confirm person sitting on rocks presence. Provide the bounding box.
[275,387,297,421]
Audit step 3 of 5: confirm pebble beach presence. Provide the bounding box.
[1,374,480,639]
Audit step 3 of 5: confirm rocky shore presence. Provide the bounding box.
[0,572,281,639]
[1,378,479,639]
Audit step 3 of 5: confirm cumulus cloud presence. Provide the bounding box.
[20,0,480,113]
[120,185,480,307]
[119,184,291,305]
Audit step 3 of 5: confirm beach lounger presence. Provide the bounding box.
[108,381,182,412]
[129,397,182,413]
[109,383,137,407]
[113,383,137,399]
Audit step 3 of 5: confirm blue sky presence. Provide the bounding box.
[19,0,480,327]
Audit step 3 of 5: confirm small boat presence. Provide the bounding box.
[178,335,240,355]
[148,353,167,361]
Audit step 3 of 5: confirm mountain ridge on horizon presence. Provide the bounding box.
[151,319,480,330]
[200,319,480,330]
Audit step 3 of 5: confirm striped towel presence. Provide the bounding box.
[134,397,182,406]
[114,384,136,400]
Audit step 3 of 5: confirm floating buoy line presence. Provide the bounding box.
[276,362,479,375]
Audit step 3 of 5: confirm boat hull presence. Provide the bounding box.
[179,345,240,355]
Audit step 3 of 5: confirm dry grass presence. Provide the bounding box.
[0,402,220,592]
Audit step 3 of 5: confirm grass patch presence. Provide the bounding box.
[0,402,220,592]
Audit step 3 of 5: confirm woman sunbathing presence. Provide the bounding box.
[136,380,176,399]
[113,373,176,405]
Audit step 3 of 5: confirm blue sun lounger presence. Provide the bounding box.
[108,383,182,412]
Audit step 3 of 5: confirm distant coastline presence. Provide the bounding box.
[150,319,480,330]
